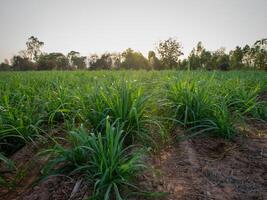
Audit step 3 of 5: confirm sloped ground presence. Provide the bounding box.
[141,122,267,200]
[0,122,266,200]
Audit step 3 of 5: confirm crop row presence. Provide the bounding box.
[0,70,266,198]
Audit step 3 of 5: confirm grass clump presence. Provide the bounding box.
[83,80,152,144]
[41,119,145,200]
[165,77,236,139]
[223,83,263,118]
[165,79,213,126]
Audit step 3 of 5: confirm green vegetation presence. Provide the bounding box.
[165,77,235,138]
[1,37,266,71]
[0,153,14,187]
[164,72,267,139]
[0,70,266,198]
[84,80,153,144]
[41,120,145,200]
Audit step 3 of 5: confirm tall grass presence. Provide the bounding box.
[164,71,267,139]
[165,79,213,126]
[41,119,145,200]
[83,80,152,144]
[0,70,266,190]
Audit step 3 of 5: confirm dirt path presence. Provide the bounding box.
[141,126,267,200]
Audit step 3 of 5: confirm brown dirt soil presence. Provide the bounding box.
[140,123,267,200]
[257,91,267,102]
[1,122,266,200]
[0,130,91,200]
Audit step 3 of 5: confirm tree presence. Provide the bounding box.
[242,44,252,68]
[217,54,230,70]
[148,51,162,70]
[241,39,267,70]
[212,48,230,70]
[67,51,86,70]
[88,54,99,70]
[229,46,244,69]
[110,53,122,69]
[37,53,70,70]
[25,36,44,61]
[188,48,199,70]
[0,59,11,71]
[196,41,204,57]
[200,50,212,70]
[121,48,149,70]
[0,63,11,71]
[187,42,212,70]
[157,38,183,69]
[254,38,267,50]
[253,38,267,70]
[11,55,36,71]
[178,59,189,70]
[88,53,113,70]
[99,53,113,70]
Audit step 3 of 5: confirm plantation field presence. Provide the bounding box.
[0,70,267,200]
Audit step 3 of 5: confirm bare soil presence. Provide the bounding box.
[1,121,266,200]
[0,130,90,200]
[258,91,267,102]
[140,121,267,200]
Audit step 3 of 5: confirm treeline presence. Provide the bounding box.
[0,36,266,71]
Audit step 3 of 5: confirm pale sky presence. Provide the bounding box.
[0,0,266,62]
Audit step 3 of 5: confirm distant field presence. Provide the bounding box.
[0,70,267,199]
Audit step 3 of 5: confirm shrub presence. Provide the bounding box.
[83,80,151,144]
[41,120,145,200]
[165,77,235,139]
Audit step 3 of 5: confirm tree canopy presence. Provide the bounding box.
[1,36,266,71]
